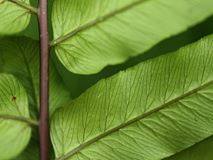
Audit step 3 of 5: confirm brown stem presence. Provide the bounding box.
[38,0,49,159]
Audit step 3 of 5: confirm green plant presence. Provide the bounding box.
[0,0,212,160]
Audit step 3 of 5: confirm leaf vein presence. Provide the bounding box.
[51,0,147,46]
[56,80,213,160]
[0,114,38,126]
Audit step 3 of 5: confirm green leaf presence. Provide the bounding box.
[14,128,56,160]
[0,0,32,35]
[20,0,54,40]
[13,134,39,160]
[20,13,39,40]
[51,0,213,74]
[0,37,70,116]
[0,74,32,159]
[53,16,213,99]
[165,136,213,160]
[51,35,213,160]
[18,0,39,40]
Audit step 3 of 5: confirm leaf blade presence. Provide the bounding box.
[165,136,213,160]
[0,37,70,116]
[52,0,213,74]
[0,74,31,159]
[51,35,213,160]
[0,0,31,35]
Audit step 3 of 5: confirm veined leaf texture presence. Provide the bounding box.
[166,136,213,160]
[0,0,31,34]
[52,0,213,74]
[0,38,70,116]
[0,0,212,159]
[51,35,213,160]
[0,74,32,159]
[14,137,39,160]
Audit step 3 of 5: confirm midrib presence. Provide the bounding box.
[7,0,38,14]
[56,80,213,160]
[51,0,147,46]
[0,114,38,126]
